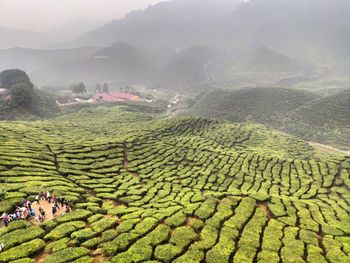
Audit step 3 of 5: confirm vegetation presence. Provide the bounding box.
[0,69,59,120]
[185,87,350,150]
[0,106,349,262]
[0,69,33,90]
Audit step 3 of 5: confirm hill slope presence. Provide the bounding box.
[186,87,350,149]
[284,89,350,149]
[31,42,155,86]
[0,47,99,74]
[0,106,349,262]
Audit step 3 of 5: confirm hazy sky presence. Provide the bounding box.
[0,0,166,31]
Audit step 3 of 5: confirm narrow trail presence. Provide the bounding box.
[307,141,350,155]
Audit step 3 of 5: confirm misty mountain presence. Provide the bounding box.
[229,47,302,73]
[64,0,241,49]
[45,19,105,47]
[66,0,350,56]
[155,45,223,90]
[0,20,104,50]
[31,42,156,86]
[0,47,99,73]
[0,27,54,49]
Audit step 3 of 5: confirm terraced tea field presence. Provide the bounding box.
[0,106,349,263]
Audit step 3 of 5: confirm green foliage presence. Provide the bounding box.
[0,226,45,250]
[0,239,45,262]
[9,83,35,107]
[0,69,33,89]
[55,209,92,223]
[44,247,90,263]
[90,217,117,233]
[44,221,86,241]
[0,106,349,263]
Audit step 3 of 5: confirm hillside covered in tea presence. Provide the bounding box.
[0,106,349,263]
[185,87,350,150]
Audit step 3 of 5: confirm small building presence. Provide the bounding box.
[93,92,140,103]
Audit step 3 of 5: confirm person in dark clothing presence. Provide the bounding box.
[52,204,57,215]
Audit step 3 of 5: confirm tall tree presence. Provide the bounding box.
[71,82,87,94]
[9,83,35,107]
[0,69,33,89]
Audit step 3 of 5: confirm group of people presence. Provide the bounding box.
[35,191,66,206]
[1,191,72,227]
[0,199,35,227]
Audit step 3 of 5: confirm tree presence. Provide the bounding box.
[71,82,87,94]
[0,69,33,89]
[9,83,35,107]
[103,83,109,93]
[95,83,102,93]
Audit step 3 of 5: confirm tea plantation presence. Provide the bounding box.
[0,106,349,262]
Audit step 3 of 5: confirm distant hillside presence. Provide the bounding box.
[0,27,53,49]
[185,87,350,149]
[186,87,317,126]
[0,47,99,73]
[283,88,350,149]
[66,0,350,56]
[213,46,311,87]
[0,20,104,50]
[155,45,222,90]
[64,0,241,49]
[31,42,155,86]
[228,47,302,73]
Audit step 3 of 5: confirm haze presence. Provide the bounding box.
[0,0,166,31]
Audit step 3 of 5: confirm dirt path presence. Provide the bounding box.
[308,141,350,155]
[30,199,65,223]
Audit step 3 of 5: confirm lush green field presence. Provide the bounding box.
[0,106,349,262]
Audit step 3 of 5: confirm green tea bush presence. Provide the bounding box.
[44,247,90,263]
[0,239,45,262]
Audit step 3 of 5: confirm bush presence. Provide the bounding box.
[170,226,197,248]
[45,238,70,253]
[71,228,97,243]
[71,256,94,263]
[0,226,45,250]
[0,221,31,237]
[155,244,182,262]
[10,258,34,263]
[56,209,92,223]
[173,249,204,263]
[91,217,117,233]
[0,239,45,262]
[44,247,90,263]
[44,221,86,241]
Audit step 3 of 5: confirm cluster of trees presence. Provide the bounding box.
[0,69,34,107]
[95,83,109,93]
[70,82,109,94]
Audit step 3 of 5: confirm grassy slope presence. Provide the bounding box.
[185,87,350,149]
[0,106,349,262]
